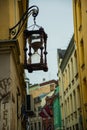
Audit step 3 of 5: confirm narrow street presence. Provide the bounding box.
[0,0,87,130]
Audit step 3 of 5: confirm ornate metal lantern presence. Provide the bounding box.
[24,23,48,73]
[9,4,48,73]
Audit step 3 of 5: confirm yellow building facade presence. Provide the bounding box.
[72,0,87,129]
[0,0,28,130]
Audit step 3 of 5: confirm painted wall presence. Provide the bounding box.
[0,0,28,129]
[0,42,24,130]
[72,0,87,129]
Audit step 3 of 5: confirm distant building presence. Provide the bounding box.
[39,91,54,130]
[39,84,62,130]
[28,80,57,130]
[29,80,57,115]
[29,80,57,99]
[57,35,81,129]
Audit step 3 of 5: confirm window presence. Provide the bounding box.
[74,51,78,75]
[78,0,82,31]
[73,90,77,111]
[77,85,81,108]
[38,122,41,130]
[50,84,55,91]
[70,94,73,113]
[68,64,71,85]
[34,122,37,130]
[71,58,74,80]
[80,38,85,68]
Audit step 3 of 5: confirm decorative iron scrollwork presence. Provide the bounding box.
[9,5,39,39]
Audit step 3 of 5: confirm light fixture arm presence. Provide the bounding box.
[9,5,39,39]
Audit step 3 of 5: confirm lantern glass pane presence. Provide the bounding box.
[28,52,40,64]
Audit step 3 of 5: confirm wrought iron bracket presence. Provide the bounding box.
[9,5,39,39]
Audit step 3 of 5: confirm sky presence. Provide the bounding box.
[26,0,74,84]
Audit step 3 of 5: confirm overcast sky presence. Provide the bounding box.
[26,0,74,84]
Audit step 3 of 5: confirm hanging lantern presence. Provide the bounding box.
[24,27,48,73]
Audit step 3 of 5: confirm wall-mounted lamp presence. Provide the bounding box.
[9,5,48,73]
[24,7,48,73]
[24,27,48,73]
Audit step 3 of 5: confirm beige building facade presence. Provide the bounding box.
[58,35,82,129]
[0,0,28,130]
[28,116,42,130]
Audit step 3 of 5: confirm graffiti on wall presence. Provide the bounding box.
[0,77,11,99]
[0,77,11,130]
[1,102,10,130]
